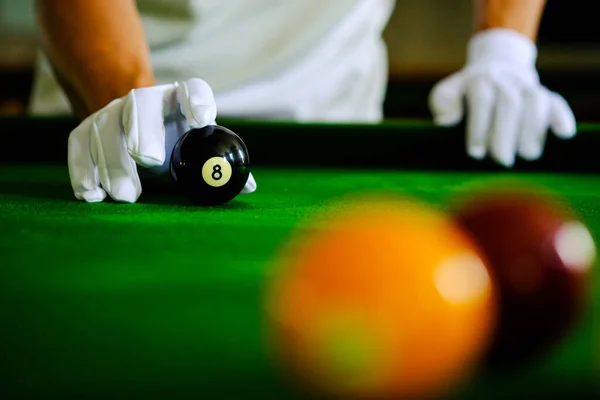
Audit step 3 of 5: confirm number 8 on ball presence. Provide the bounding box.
[202,157,233,187]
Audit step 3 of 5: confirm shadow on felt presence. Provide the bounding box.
[138,180,256,210]
[0,180,74,201]
[140,192,256,210]
[0,178,254,210]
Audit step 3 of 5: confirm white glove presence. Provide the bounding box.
[429,29,577,167]
[67,78,257,203]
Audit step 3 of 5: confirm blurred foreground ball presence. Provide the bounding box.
[264,195,497,399]
[453,187,596,368]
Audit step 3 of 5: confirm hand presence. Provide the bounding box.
[428,29,577,167]
[67,78,257,203]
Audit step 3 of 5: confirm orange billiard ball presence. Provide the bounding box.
[264,195,497,399]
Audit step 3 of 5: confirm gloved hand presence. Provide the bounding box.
[429,28,577,167]
[67,78,257,203]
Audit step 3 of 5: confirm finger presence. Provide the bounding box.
[68,116,107,202]
[428,72,467,126]
[145,117,190,176]
[240,172,257,195]
[92,99,142,203]
[465,77,496,159]
[517,89,551,161]
[122,84,175,169]
[176,78,217,128]
[489,81,524,167]
[548,91,577,139]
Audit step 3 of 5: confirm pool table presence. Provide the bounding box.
[1,116,599,399]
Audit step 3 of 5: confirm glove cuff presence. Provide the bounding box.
[467,28,537,67]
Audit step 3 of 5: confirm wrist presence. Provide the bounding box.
[475,23,538,42]
[467,28,537,67]
[474,0,546,41]
[83,69,156,114]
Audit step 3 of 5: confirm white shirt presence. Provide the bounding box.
[29,0,395,122]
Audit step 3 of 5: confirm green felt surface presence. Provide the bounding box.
[0,164,599,398]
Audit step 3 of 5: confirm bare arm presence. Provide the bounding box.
[475,0,547,40]
[34,0,156,119]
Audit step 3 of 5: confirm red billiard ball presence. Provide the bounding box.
[453,188,596,368]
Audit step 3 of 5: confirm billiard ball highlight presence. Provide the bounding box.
[453,188,596,368]
[170,125,250,206]
[264,195,497,399]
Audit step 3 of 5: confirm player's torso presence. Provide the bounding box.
[137,0,386,81]
[136,0,395,120]
[30,0,396,121]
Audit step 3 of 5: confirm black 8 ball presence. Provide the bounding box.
[170,125,251,206]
